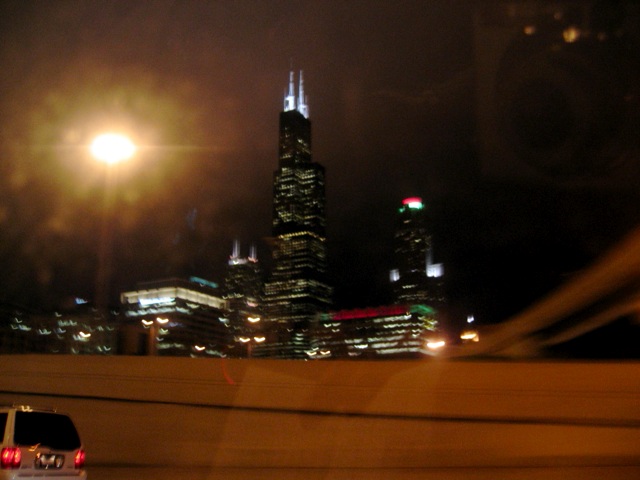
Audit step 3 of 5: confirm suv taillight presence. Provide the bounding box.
[74,449,85,469]
[1,447,22,469]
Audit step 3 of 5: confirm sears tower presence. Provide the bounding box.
[263,70,332,358]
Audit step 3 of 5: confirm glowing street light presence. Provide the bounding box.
[90,133,136,164]
[90,133,136,316]
[426,339,446,352]
[460,330,479,343]
[237,335,266,357]
[141,317,171,356]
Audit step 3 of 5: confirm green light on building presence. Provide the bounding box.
[402,197,424,210]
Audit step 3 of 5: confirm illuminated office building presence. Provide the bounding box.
[0,303,35,354]
[120,277,229,357]
[223,240,264,357]
[311,304,437,359]
[0,299,116,355]
[390,197,445,307]
[263,70,332,358]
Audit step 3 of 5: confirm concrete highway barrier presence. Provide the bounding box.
[0,355,638,478]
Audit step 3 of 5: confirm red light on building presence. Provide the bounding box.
[331,305,408,321]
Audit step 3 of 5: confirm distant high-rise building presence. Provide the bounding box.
[0,299,117,355]
[391,197,445,307]
[120,278,228,357]
[311,304,438,359]
[263,70,332,358]
[223,240,263,357]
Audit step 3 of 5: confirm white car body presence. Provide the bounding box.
[0,405,87,479]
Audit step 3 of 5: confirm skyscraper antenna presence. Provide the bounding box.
[298,70,309,118]
[283,68,309,118]
[284,70,296,112]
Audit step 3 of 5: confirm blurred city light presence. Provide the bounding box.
[460,330,479,342]
[426,339,446,350]
[563,26,581,43]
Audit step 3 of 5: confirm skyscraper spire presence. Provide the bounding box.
[229,239,242,265]
[284,70,296,112]
[297,70,309,119]
[282,70,309,119]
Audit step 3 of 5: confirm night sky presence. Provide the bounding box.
[2,1,640,331]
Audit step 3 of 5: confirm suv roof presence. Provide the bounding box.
[0,404,58,413]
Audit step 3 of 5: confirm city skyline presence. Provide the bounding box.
[1,1,640,333]
[0,1,476,317]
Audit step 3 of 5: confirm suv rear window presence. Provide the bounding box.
[0,413,7,439]
[14,411,81,450]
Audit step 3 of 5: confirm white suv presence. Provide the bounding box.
[1,405,86,479]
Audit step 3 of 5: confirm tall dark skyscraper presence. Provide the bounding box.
[263,70,332,358]
[223,241,263,357]
[391,197,445,308]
